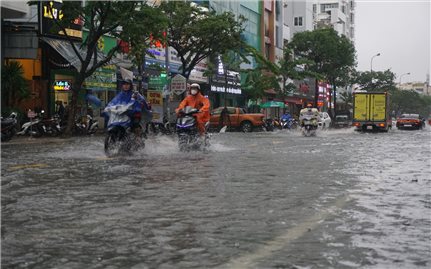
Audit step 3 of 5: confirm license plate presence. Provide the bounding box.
[404,124,412,127]
[367,126,373,130]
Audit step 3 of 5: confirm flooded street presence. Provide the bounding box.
[2,128,430,268]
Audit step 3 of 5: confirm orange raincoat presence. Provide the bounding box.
[176,92,210,135]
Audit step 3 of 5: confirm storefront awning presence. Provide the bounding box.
[42,37,131,71]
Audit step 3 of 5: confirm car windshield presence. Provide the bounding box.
[399,114,419,119]
[336,116,348,120]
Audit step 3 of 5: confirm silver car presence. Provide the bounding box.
[318,112,332,128]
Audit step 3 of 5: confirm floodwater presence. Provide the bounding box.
[1,127,430,268]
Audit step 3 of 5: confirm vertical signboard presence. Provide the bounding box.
[147,90,164,123]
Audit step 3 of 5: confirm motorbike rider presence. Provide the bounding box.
[281,111,293,122]
[105,78,152,137]
[299,103,320,127]
[175,83,210,136]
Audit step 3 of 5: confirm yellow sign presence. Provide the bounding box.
[43,1,64,20]
[147,91,163,106]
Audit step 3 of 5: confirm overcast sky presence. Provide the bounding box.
[355,0,430,83]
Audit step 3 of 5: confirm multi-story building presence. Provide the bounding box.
[285,0,355,42]
[398,82,431,96]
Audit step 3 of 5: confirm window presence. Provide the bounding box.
[276,26,281,48]
[294,17,303,26]
[275,0,281,21]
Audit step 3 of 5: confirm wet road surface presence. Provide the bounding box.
[2,128,430,268]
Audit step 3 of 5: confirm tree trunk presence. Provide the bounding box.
[314,78,319,107]
[64,77,84,136]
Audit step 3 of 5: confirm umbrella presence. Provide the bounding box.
[86,94,102,107]
[260,101,286,108]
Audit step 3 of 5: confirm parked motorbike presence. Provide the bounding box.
[74,114,99,135]
[1,112,19,142]
[104,102,145,156]
[17,110,61,137]
[301,114,318,137]
[176,106,210,152]
[262,118,275,132]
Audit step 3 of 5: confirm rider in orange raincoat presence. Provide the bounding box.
[176,83,210,135]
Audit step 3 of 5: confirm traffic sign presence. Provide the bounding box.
[171,74,187,95]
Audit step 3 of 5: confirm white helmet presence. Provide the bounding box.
[190,83,200,90]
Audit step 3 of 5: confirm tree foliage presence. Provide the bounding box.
[289,28,356,86]
[390,88,431,117]
[160,1,245,79]
[120,2,168,91]
[1,61,30,108]
[289,28,356,115]
[353,69,397,92]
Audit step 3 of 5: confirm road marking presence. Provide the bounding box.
[272,140,284,145]
[8,163,49,171]
[222,195,349,269]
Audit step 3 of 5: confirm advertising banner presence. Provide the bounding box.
[147,90,164,123]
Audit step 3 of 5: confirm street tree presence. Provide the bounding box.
[390,88,431,117]
[35,1,145,135]
[353,69,397,92]
[289,28,356,117]
[160,1,245,80]
[120,3,168,93]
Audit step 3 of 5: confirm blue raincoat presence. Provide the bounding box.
[104,90,152,128]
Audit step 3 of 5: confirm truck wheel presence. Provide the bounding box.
[241,121,253,133]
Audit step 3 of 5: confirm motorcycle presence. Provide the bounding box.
[280,117,298,130]
[262,118,275,132]
[176,106,210,152]
[1,112,19,142]
[301,114,318,137]
[74,114,99,135]
[17,110,61,137]
[103,102,145,156]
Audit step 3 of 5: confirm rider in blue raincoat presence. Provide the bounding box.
[104,78,152,132]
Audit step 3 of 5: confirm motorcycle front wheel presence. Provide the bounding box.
[104,133,118,156]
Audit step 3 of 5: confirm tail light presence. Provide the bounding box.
[378,123,385,127]
[353,122,360,127]
[134,112,141,119]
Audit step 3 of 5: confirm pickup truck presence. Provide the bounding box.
[352,92,392,132]
[209,107,265,132]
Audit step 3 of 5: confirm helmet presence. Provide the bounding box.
[190,83,200,90]
[306,103,313,108]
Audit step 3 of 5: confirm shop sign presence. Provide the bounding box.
[39,1,83,41]
[147,90,164,123]
[171,74,187,95]
[211,85,242,95]
[149,76,167,91]
[84,65,116,90]
[54,80,71,91]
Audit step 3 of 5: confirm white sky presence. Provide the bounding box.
[355,0,430,83]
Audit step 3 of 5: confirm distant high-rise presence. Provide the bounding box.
[285,0,356,42]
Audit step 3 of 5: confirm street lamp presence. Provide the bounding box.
[399,72,411,84]
[370,53,381,72]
